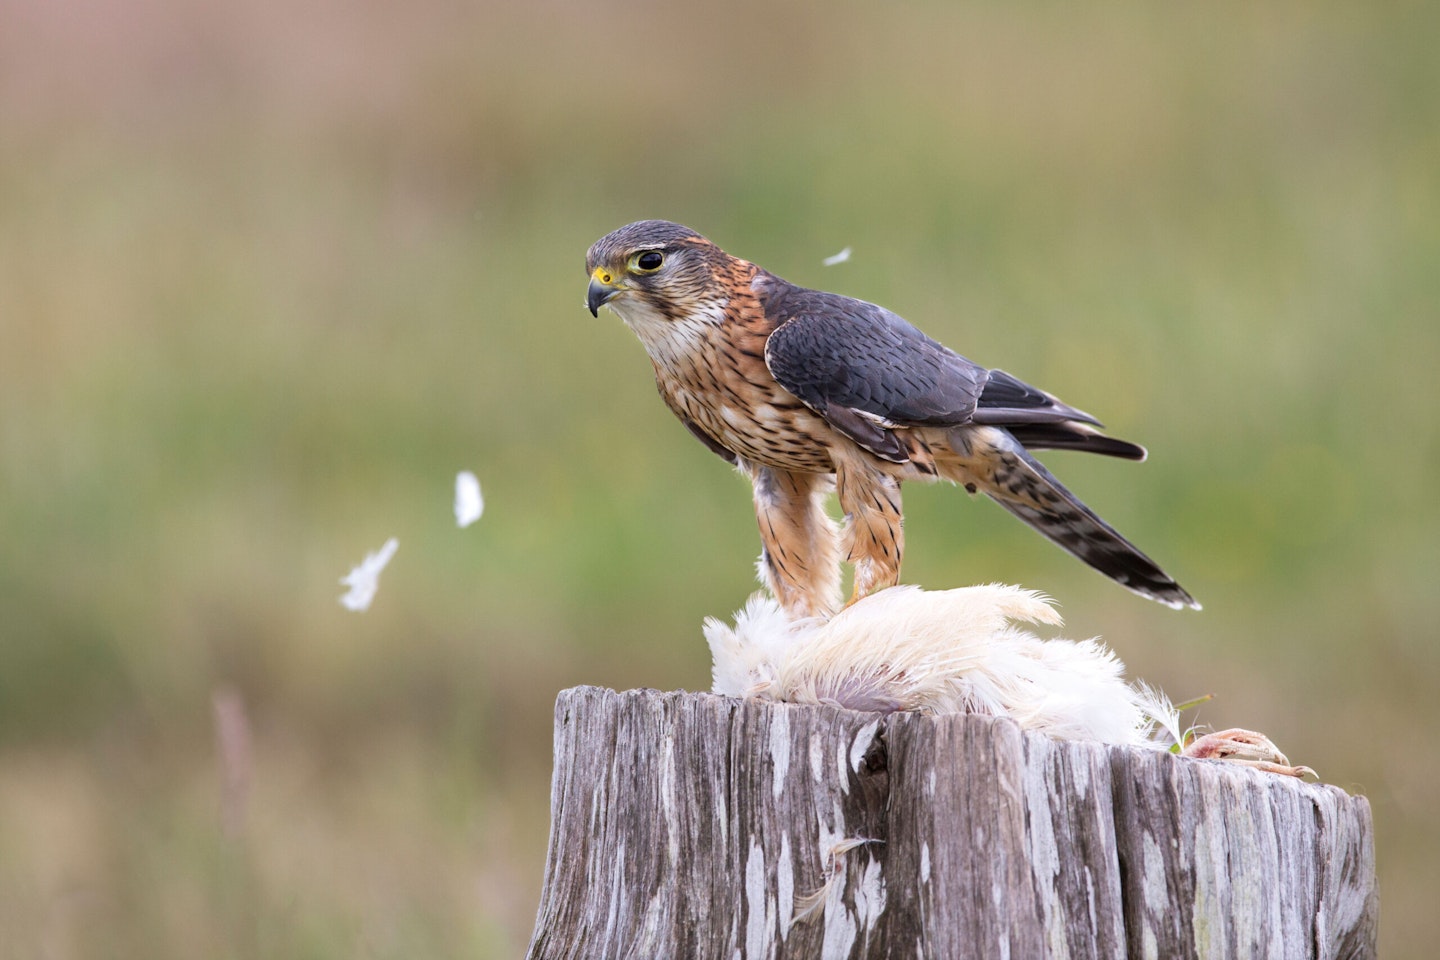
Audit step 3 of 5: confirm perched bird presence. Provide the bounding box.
[586,220,1198,618]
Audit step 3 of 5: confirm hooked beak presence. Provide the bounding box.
[587,276,620,317]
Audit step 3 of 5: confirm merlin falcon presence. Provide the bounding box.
[586,220,1198,619]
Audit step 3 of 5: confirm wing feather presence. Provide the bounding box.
[757,276,1131,461]
[761,285,985,438]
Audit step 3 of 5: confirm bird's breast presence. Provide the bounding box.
[657,353,839,473]
[628,289,844,473]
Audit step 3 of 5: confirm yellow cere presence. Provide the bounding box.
[591,265,615,285]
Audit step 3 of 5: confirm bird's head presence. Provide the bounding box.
[585,220,730,324]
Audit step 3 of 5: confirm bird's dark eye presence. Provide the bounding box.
[634,250,664,272]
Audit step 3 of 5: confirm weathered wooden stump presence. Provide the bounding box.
[527,686,1377,959]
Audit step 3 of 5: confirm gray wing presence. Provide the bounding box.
[759,282,1105,461]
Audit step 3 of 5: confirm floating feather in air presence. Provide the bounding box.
[338,537,399,612]
[455,471,484,528]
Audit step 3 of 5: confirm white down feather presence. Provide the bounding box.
[705,583,1179,748]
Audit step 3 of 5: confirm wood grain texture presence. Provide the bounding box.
[527,687,1377,960]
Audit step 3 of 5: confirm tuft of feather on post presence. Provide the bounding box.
[707,584,1169,747]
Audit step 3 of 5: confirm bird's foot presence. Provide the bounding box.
[1181,728,1317,780]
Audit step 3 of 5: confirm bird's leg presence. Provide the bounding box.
[834,455,904,606]
[750,465,843,620]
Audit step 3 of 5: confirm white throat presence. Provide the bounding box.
[609,295,727,368]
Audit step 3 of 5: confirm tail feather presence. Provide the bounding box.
[945,427,1200,610]
[1004,423,1147,461]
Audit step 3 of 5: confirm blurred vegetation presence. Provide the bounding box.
[1,0,1436,956]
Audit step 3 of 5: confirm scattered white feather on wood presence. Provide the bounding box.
[790,837,883,927]
[454,470,484,528]
[822,246,852,266]
[1131,680,1185,750]
[338,537,399,611]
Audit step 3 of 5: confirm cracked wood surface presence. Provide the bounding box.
[527,686,1377,960]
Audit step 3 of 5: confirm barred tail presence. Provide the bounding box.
[945,427,1200,610]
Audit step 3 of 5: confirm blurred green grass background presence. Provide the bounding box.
[2,0,1436,955]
